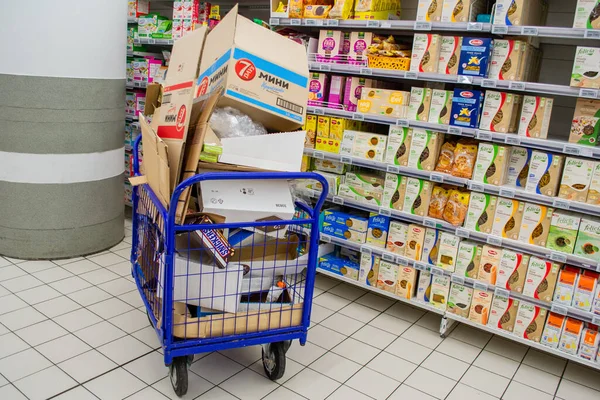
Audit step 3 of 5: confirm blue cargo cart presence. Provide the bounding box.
[129,136,329,396]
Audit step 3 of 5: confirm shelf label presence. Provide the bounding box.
[360,245,372,255]
[476,130,493,141]
[320,234,331,243]
[313,151,325,160]
[492,25,508,34]
[405,72,419,80]
[290,18,301,26]
[382,252,395,262]
[457,75,474,84]
[414,21,432,31]
[521,26,538,36]
[505,136,521,145]
[431,267,444,276]
[509,81,526,91]
[366,20,380,28]
[397,256,408,266]
[580,88,599,99]
[551,304,568,316]
[563,144,581,156]
[467,22,483,31]
[448,126,463,136]
[319,64,331,72]
[423,218,437,228]
[134,81,142,87]
[474,281,489,291]
[381,21,392,28]
[379,207,392,217]
[307,189,318,198]
[468,182,485,192]
[327,19,339,26]
[396,119,409,127]
[332,196,344,205]
[305,19,321,26]
[494,287,510,298]
[456,228,470,239]
[597,263,600,273]
[352,113,364,121]
[499,188,515,198]
[553,198,570,210]
[487,236,503,246]
[414,262,430,272]
[359,67,373,75]
[269,18,280,25]
[430,173,444,183]
[481,79,498,88]
[147,38,156,44]
[312,108,324,115]
[452,275,465,285]
[593,316,600,326]
[550,252,568,263]
[387,165,400,174]
[585,29,600,39]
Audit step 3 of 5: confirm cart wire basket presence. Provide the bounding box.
[129,135,329,396]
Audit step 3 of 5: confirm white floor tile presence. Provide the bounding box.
[284,367,340,400]
[0,333,30,359]
[386,337,433,364]
[118,290,145,308]
[53,386,99,400]
[14,366,77,400]
[107,261,132,277]
[68,286,112,306]
[367,351,417,382]
[0,265,27,282]
[263,386,306,400]
[2,274,44,293]
[218,346,262,367]
[307,325,346,350]
[449,323,493,348]
[331,337,379,364]
[351,324,396,349]
[127,387,170,400]
[98,277,136,296]
[0,307,46,331]
[88,252,128,267]
[50,276,93,295]
[563,362,600,391]
[34,296,81,318]
[309,352,362,383]
[123,351,168,385]
[112,248,131,260]
[555,378,600,400]
[436,337,482,363]
[460,366,510,398]
[421,351,470,381]
[0,373,7,387]
[401,324,444,349]
[0,348,52,381]
[328,385,372,400]
[314,274,340,291]
[313,292,352,311]
[80,268,121,285]
[503,380,553,400]
[36,334,91,364]
[327,282,366,300]
[84,367,146,400]
[98,335,152,364]
[513,364,560,395]
[384,302,426,323]
[348,367,399,399]
[109,309,149,333]
[74,320,127,348]
[220,369,277,400]
[355,292,395,312]
[338,302,380,324]
[369,313,412,335]
[52,257,85,267]
[249,357,304,384]
[416,312,443,332]
[473,350,520,379]
[405,367,457,399]
[110,241,130,252]
[320,312,365,336]
[15,284,62,305]
[0,294,28,315]
[58,349,117,383]
[0,323,7,336]
[0,384,27,399]
[0,285,9,298]
[88,297,134,319]
[189,352,244,385]
[447,383,499,400]
[131,325,162,349]
[389,384,437,400]
[0,258,11,268]
[60,259,102,275]
[17,260,56,274]
[485,336,528,362]
[195,386,237,399]
[522,349,567,377]
[55,308,103,332]
[32,267,73,283]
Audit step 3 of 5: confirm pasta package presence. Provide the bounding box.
[435,141,457,174]
[491,198,524,240]
[443,189,470,226]
[410,34,442,73]
[428,185,450,219]
[450,141,478,179]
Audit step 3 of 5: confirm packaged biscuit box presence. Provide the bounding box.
[428,90,453,125]
[587,162,600,205]
[377,259,399,293]
[396,266,418,299]
[416,271,432,303]
[408,88,433,122]
[407,129,443,171]
[573,270,599,311]
[436,232,460,272]
[347,131,388,162]
[317,115,330,138]
[450,89,484,128]
[455,241,482,279]
[317,30,343,63]
[309,74,329,107]
[518,203,553,247]
[491,198,524,240]
[472,143,512,186]
[541,312,567,349]
[496,249,529,293]
[358,88,410,119]
[559,157,595,202]
[478,245,501,285]
[569,98,600,146]
[348,32,374,64]
[438,36,462,75]
[559,317,585,355]
[518,96,554,139]
[571,46,600,89]
[410,34,441,73]
[464,192,498,234]
[405,224,426,261]
[442,0,484,22]
[525,151,565,197]
[488,295,520,333]
[345,171,385,191]
[457,37,493,77]
[321,222,367,243]
[305,171,344,195]
[402,177,433,216]
[447,283,473,318]
[382,173,406,210]
[320,209,368,231]
[344,77,373,112]
[489,40,523,81]
[337,184,382,206]
[416,0,442,22]
[313,159,346,174]
[523,256,561,302]
[578,325,600,361]
[573,0,600,29]
[430,275,451,310]
[386,220,409,255]
[574,218,600,262]
[421,228,441,265]
[319,254,360,280]
[506,147,532,188]
[366,213,390,248]
[469,290,493,325]
[305,114,317,147]
[553,266,580,306]
[385,126,412,166]
[513,302,547,343]
[329,117,346,141]
[479,91,522,133]
[546,211,581,254]
[360,254,380,287]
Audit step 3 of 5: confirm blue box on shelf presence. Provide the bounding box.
[457,37,493,77]
[319,254,360,280]
[450,89,484,128]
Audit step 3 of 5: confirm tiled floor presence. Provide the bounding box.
[1,220,600,399]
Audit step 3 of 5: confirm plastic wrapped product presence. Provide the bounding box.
[209,107,268,138]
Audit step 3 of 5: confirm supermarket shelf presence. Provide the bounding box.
[127,18,137,24]
[125,115,138,121]
[306,106,600,159]
[126,81,147,89]
[134,38,174,46]
[304,148,600,217]
[445,314,600,371]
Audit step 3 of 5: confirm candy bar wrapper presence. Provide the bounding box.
[191,215,234,269]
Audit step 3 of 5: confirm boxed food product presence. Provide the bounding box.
[430,275,451,310]
[408,88,433,122]
[507,147,532,188]
[575,218,600,262]
[319,254,360,280]
[554,266,580,306]
[469,290,493,325]
[305,114,317,147]
[315,137,341,154]
[587,163,600,205]
[541,312,567,349]
[573,271,599,311]
[358,88,410,119]
[489,40,523,81]
[138,14,165,38]
[402,177,433,216]
[344,77,372,112]
[525,151,565,196]
[479,91,521,133]
[436,232,460,272]
[320,209,368,232]
[428,90,453,125]
[347,131,388,162]
[377,259,399,293]
[457,37,493,77]
[559,157,595,202]
[309,74,330,108]
[491,198,524,240]
[464,192,498,234]
[421,228,441,265]
[416,0,442,21]
[410,34,441,73]
[359,253,380,286]
[366,213,390,248]
[429,186,450,220]
[384,126,412,166]
[441,0,481,22]
[578,325,600,360]
[571,46,600,89]
[416,271,432,302]
[494,0,546,26]
[339,247,360,264]
[314,171,345,194]
[488,295,520,332]
[455,241,482,279]
[327,76,347,108]
[513,302,548,342]
[518,96,554,139]
[559,317,585,355]
[478,245,501,285]
[518,203,553,247]
[496,249,530,293]
[472,143,512,186]
[523,257,561,302]
[337,184,382,206]
[438,36,462,75]
[450,89,484,128]
[317,116,329,139]
[313,158,346,174]
[547,211,581,254]
[569,98,600,146]
[573,0,600,29]
[450,140,479,179]
[386,220,409,255]
[405,224,426,261]
[382,173,405,210]
[396,266,418,299]
[447,283,473,318]
[321,222,367,243]
[345,171,385,191]
[348,32,373,64]
[129,0,150,17]
[444,188,470,228]
[317,30,343,62]
[407,129,442,171]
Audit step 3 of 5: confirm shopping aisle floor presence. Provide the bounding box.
[0,220,600,400]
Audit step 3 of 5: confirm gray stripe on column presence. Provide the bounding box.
[0,175,125,259]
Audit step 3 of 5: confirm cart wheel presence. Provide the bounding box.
[146,310,153,326]
[262,342,286,381]
[169,357,188,397]
[283,340,292,353]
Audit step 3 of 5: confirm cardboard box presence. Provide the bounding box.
[518,96,554,139]
[416,271,432,303]
[382,173,405,210]
[569,98,600,146]
[559,317,585,355]
[346,131,388,162]
[396,266,418,299]
[480,91,521,133]
[523,257,561,302]
[196,6,308,132]
[457,37,493,77]
[410,34,441,73]
[416,0,442,21]
[586,162,600,205]
[491,198,524,240]
[450,89,483,128]
[573,270,599,311]
[319,254,360,280]
[496,249,529,293]
[559,157,595,202]
[494,0,545,26]
[430,275,451,310]
[337,184,382,206]
[436,232,460,272]
[313,158,345,175]
[360,254,380,286]
[408,88,433,122]
[345,171,385,191]
[348,32,373,64]
[428,90,453,125]
[128,0,149,17]
[571,46,600,89]
[327,76,346,109]
[514,301,547,342]
[541,312,567,349]
[405,224,426,261]
[358,88,410,119]
[489,40,523,81]
[472,143,512,186]
[377,260,399,293]
[578,326,600,360]
[305,114,317,147]
[403,178,433,217]
[321,222,367,243]
[385,126,412,167]
[308,73,329,108]
[478,245,501,285]
[575,218,600,262]
[317,116,331,138]
[438,36,461,75]
[574,0,600,29]
[469,290,493,325]
[546,211,581,254]
[320,209,368,231]
[464,193,498,234]
[421,228,441,265]
[329,117,345,141]
[518,203,553,248]
[553,266,580,306]
[344,77,372,112]
[525,151,565,197]
[488,294,519,333]
[507,147,532,188]
[407,129,442,171]
[455,241,482,279]
[366,213,390,248]
[442,0,484,22]
[447,283,473,318]
[316,30,344,63]
[386,220,409,255]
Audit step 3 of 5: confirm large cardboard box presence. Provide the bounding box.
[196,5,309,132]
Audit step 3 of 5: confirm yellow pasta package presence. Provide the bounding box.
[443,189,470,226]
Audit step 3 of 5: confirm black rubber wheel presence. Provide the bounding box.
[262,342,286,381]
[169,357,189,397]
[283,340,292,353]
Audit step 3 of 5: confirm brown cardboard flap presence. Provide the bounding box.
[128,176,148,186]
[144,83,162,116]
[230,234,299,263]
[139,115,171,207]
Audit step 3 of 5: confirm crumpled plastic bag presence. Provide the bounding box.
[209,107,268,138]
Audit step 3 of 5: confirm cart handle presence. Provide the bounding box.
[133,134,142,176]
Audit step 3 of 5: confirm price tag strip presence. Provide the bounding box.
[396,119,409,127]
[340,156,353,164]
[551,304,568,316]
[553,198,570,210]
[494,287,510,298]
[452,275,465,285]
[499,188,515,198]
[550,252,568,263]
[360,245,372,255]
[473,281,489,291]
[448,126,463,136]
[320,234,331,243]
[487,236,502,246]
[387,165,400,174]
[379,207,392,217]
[382,252,395,262]
[332,196,344,205]
[456,228,470,238]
